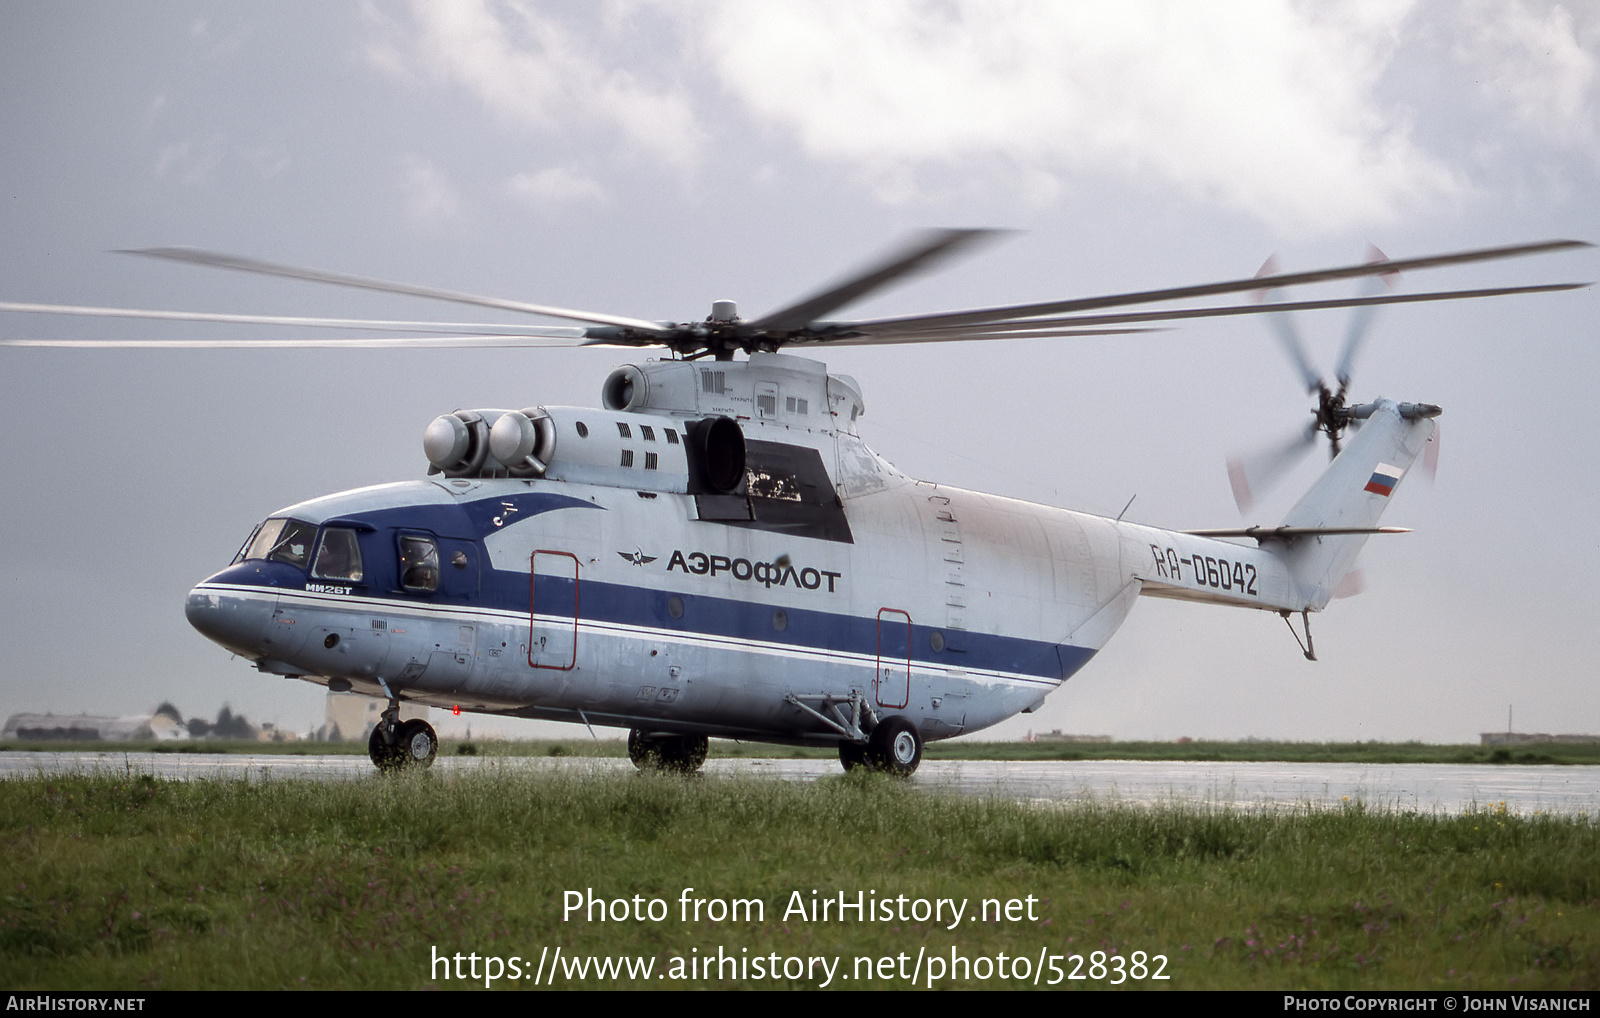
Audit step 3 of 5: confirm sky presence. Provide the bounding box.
[1,1,1596,744]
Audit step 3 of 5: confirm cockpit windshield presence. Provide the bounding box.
[239,517,319,569]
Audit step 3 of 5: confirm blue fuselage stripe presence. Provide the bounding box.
[209,559,1084,680]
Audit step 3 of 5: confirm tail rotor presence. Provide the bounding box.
[1229,246,1402,513]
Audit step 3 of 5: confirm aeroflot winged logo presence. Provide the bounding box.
[665,550,843,592]
[617,549,658,567]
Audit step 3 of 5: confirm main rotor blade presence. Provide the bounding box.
[747,228,1006,331]
[814,283,1588,342]
[793,326,1159,347]
[1,333,638,349]
[842,238,1591,334]
[119,247,670,333]
[0,301,587,336]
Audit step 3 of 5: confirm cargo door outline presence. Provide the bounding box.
[875,607,912,709]
[529,550,579,671]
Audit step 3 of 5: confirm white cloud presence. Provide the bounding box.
[508,166,607,207]
[691,1,1467,234]
[363,0,702,169]
[356,1,1600,233]
[1452,0,1598,153]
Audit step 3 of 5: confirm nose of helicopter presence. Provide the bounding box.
[184,579,275,658]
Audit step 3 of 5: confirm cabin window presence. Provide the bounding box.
[243,517,318,569]
[399,535,439,592]
[617,422,632,439]
[312,528,364,582]
[667,595,684,619]
[640,425,656,442]
[772,609,788,632]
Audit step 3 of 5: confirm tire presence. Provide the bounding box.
[629,729,707,774]
[867,716,922,777]
[838,740,871,772]
[368,722,402,771]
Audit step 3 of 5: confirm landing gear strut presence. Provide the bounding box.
[628,729,708,774]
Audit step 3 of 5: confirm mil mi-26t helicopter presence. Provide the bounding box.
[2,232,1588,773]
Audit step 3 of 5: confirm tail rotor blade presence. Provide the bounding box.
[1334,244,1398,393]
[1422,423,1440,482]
[1332,562,1367,599]
[1255,256,1322,394]
[1227,421,1319,513]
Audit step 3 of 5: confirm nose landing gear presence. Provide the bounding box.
[368,718,439,770]
[367,683,438,771]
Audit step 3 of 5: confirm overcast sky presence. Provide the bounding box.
[1,1,1596,743]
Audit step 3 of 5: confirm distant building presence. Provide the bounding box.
[1027,729,1113,743]
[1480,731,1600,746]
[2,709,187,742]
[319,692,430,742]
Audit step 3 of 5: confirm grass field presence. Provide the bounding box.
[6,737,1599,766]
[1,767,1595,991]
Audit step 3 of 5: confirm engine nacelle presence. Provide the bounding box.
[424,406,746,495]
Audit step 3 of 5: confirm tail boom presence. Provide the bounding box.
[1122,399,1434,613]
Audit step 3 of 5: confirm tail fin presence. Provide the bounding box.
[1275,399,1436,609]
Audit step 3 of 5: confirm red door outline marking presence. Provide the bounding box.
[529,549,579,671]
[875,607,912,709]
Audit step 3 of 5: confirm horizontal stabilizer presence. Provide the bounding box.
[1183,526,1411,540]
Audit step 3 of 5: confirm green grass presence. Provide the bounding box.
[1,769,1595,990]
[7,738,1596,765]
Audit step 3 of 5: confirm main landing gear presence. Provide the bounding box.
[628,728,709,774]
[838,716,923,777]
[367,686,438,771]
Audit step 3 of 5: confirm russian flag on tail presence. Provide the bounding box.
[1365,462,1404,497]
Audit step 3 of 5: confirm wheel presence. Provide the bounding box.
[368,722,403,771]
[662,734,708,773]
[368,718,437,771]
[395,718,438,769]
[838,740,872,772]
[628,729,708,774]
[867,716,922,777]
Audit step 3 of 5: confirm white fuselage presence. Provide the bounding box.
[185,352,1420,746]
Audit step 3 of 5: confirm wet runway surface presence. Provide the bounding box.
[5,750,1598,815]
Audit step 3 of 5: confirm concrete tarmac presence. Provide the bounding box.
[3,750,1597,815]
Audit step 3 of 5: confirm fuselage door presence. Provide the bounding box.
[529,549,580,671]
[875,607,912,709]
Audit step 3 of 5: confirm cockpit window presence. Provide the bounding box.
[232,523,262,564]
[312,528,364,582]
[400,535,439,592]
[241,518,318,569]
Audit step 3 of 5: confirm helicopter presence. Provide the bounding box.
[1,231,1589,774]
